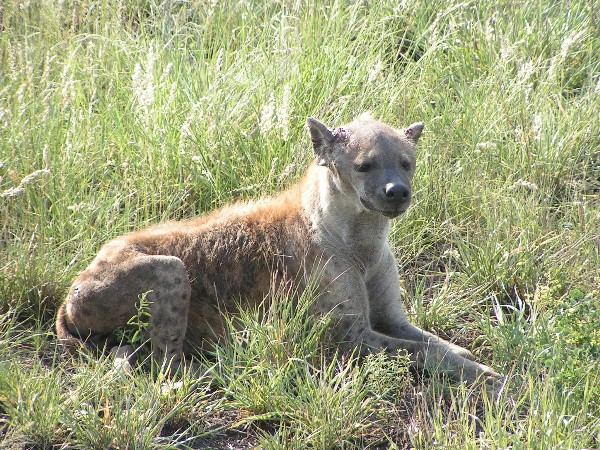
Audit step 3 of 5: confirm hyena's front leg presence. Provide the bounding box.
[356,326,501,385]
[330,298,500,385]
[367,249,477,360]
[322,262,500,386]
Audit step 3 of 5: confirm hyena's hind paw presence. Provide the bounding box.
[110,344,139,373]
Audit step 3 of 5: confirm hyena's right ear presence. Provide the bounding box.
[306,117,336,166]
[404,122,424,143]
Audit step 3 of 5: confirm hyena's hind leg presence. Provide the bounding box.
[58,254,191,369]
[143,256,191,369]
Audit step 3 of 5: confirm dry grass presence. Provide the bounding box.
[1,0,599,448]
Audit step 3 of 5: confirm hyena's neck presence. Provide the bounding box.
[300,163,390,251]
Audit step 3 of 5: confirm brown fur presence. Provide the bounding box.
[57,184,311,353]
[56,114,502,389]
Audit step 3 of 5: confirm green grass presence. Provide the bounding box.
[1,0,599,447]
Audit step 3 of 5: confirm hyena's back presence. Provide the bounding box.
[56,186,311,353]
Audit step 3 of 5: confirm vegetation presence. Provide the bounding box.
[1,0,598,447]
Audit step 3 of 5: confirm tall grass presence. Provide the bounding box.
[1,0,599,447]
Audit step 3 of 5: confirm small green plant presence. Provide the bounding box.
[114,290,153,347]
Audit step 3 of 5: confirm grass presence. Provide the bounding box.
[1,0,599,447]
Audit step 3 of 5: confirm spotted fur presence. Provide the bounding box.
[56,114,501,387]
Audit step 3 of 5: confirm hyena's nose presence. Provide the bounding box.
[384,183,410,201]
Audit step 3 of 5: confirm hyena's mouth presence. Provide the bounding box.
[359,197,407,218]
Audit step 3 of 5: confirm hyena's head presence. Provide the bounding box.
[307,112,423,218]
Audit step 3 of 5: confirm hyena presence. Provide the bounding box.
[56,113,501,387]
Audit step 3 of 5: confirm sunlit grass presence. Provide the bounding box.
[1,0,599,447]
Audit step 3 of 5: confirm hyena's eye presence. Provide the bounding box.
[354,162,372,172]
[400,160,411,171]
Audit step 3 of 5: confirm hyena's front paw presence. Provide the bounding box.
[457,357,503,389]
[469,360,506,397]
[483,371,506,398]
[435,338,476,361]
[448,343,475,360]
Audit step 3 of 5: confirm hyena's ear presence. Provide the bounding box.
[307,117,335,166]
[404,122,424,143]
